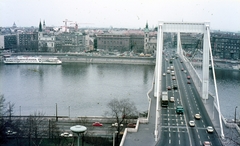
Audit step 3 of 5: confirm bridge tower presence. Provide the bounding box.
[154,21,224,141]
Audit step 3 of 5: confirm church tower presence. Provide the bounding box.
[144,22,149,54]
[43,20,46,30]
[39,20,42,32]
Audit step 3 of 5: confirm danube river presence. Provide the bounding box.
[0,63,154,117]
[0,63,239,119]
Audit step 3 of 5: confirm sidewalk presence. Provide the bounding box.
[204,94,240,145]
[123,91,157,146]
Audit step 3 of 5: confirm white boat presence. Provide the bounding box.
[3,56,62,65]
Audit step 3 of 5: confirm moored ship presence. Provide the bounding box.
[3,56,62,65]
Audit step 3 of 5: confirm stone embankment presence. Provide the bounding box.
[59,55,155,65]
[0,52,156,65]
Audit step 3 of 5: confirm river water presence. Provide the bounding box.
[0,63,239,119]
[0,63,154,117]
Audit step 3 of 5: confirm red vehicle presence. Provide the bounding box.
[127,123,136,128]
[187,76,191,79]
[92,122,103,126]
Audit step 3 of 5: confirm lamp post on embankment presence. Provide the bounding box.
[70,125,87,146]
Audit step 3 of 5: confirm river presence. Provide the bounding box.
[0,63,154,117]
[0,63,239,119]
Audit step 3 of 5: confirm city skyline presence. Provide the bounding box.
[0,0,240,32]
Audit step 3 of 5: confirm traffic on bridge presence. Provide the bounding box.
[156,51,222,146]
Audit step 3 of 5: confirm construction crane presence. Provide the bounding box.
[70,22,94,31]
[63,19,72,32]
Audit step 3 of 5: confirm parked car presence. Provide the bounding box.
[60,132,73,137]
[194,114,201,119]
[127,123,136,128]
[6,130,17,136]
[92,122,103,126]
[189,120,195,127]
[206,126,214,133]
[112,123,123,127]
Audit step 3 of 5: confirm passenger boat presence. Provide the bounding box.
[3,56,62,65]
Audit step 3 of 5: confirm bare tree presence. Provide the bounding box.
[105,98,138,145]
[22,112,47,146]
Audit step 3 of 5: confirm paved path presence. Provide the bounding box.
[123,90,157,146]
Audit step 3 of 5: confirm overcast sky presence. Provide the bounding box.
[0,0,239,31]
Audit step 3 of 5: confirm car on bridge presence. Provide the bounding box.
[173,84,178,89]
[170,97,174,102]
[194,114,201,119]
[167,86,172,90]
[203,141,211,146]
[189,120,195,127]
[206,126,214,133]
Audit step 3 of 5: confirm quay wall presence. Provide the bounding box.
[0,53,156,65]
[59,55,156,65]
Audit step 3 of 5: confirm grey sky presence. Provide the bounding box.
[0,0,239,31]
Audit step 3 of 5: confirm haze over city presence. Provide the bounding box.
[1,0,239,31]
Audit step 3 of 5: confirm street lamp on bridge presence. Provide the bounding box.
[235,106,238,123]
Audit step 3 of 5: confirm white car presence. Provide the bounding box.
[170,97,174,102]
[206,126,214,133]
[163,73,166,76]
[189,120,195,127]
[60,132,73,137]
[194,114,201,119]
[203,141,211,146]
[112,123,123,127]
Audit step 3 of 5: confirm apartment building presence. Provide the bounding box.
[211,32,240,60]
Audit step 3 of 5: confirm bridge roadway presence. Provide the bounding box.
[123,56,240,146]
[156,56,222,145]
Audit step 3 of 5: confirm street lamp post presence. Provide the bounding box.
[235,106,238,123]
[113,131,118,146]
[70,125,87,146]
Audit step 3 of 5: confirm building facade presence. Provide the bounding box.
[210,32,240,60]
[97,34,131,52]
[17,32,38,52]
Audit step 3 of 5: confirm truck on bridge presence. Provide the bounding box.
[161,91,168,107]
